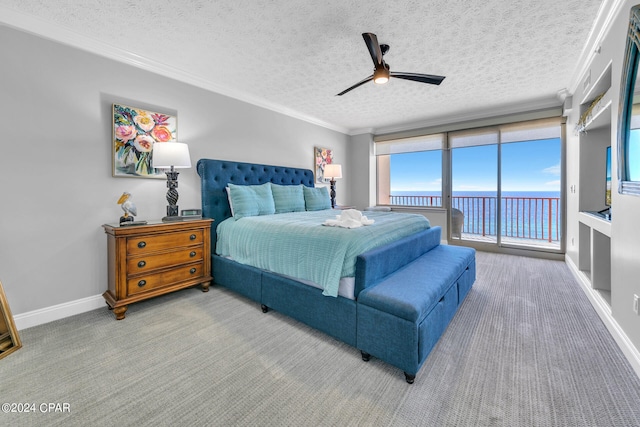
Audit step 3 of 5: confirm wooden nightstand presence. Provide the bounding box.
[102,218,213,320]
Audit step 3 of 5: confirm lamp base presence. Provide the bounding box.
[329,179,337,209]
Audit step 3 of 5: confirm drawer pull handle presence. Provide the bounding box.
[138,260,146,268]
[190,268,197,274]
[137,241,146,249]
[190,234,197,240]
[190,251,196,257]
[138,280,147,287]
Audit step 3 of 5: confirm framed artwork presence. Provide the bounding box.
[315,146,334,183]
[112,103,177,178]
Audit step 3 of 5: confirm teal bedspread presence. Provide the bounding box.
[215,210,430,297]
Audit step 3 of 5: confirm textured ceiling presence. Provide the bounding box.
[0,0,604,134]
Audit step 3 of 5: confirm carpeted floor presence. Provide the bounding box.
[1,251,640,426]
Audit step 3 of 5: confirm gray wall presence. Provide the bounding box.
[565,1,640,355]
[0,25,350,316]
[348,133,375,210]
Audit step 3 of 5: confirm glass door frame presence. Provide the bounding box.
[446,124,566,256]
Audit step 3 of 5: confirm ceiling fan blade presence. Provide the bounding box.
[362,33,383,66]
[390,72,445,85]
[336,75,374,96]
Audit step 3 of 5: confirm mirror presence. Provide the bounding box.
[618,5,640,195]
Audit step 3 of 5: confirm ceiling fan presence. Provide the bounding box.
[336,32,446,96]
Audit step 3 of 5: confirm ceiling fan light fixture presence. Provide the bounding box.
[373,67,390,85]
[335,32,445,96]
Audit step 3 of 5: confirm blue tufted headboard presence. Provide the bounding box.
[196,158,316,245]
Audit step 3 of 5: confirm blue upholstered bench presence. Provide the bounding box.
[356,244,476,383]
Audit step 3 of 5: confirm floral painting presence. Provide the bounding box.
[112,104,177,178]
[315,147,334,183]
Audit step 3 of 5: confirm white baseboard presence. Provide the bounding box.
[14,294,105,330]
[566,256,640,379]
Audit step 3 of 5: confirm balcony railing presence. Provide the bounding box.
[389,195,561,242]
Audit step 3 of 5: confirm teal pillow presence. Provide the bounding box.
[227,183,276,219]
[271,184,305,213]
[303,186,331,211]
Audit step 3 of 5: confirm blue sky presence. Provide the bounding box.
[390,150,442,192]
[390,138,562,193]
[629,130,640,181]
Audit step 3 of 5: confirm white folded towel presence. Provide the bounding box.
[323,209,375,229]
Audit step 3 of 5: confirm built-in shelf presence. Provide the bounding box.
[579,211,611,237]
[578,61,613,133]
[578,213,611,306]
[581,60,612,106]
[576,59,613,309]
[583,92,612,131]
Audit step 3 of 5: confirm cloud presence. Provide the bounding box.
[545,180,561,187]
[542,163,561,175]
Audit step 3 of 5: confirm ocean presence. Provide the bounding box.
[391,191,562,241]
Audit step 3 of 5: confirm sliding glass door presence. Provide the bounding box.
[499,120,562,250]
[448,119,563,251]
[450,129,498,244]
[500,139,561,248]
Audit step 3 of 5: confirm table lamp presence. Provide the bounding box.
[152,142,191,221]
[323,163,342,209]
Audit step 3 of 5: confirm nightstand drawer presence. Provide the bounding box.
[127,262,204,296]
[126,230,203,254]
[127,247,203,273]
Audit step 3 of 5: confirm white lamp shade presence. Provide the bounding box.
[152,142,191,168]
[324,164,342,179]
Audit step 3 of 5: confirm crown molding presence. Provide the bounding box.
[346,127,375,136]
[0,6,350,136]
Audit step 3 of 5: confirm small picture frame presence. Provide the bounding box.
[0,280,21,360]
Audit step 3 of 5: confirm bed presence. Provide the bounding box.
[197,158,475,382]
[216,208,431,298]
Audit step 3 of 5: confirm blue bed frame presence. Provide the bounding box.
[197,158,445,363]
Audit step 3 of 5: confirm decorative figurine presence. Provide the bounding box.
[117,192,137,225]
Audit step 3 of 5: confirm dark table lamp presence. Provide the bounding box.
[323,164,342,208]
[152,142,192,221]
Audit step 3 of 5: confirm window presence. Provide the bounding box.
[375,117,563,252]
[376,133,444,207]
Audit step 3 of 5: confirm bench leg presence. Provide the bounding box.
[404,372,415,384]
[261,304,269,313]
[361,351,415,383]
